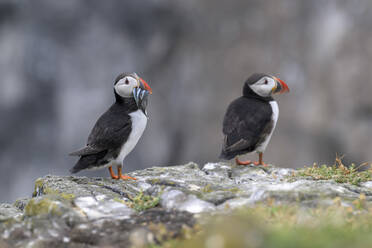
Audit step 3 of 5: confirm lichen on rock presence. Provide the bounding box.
[1,161,372,247]
[24,197,63,217]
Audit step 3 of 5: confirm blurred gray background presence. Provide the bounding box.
[1,0,372,203]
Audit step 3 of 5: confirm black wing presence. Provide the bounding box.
[69,146,103,156]
[69,104,132,173]
[220,97,273,159]
[86,105,132,152]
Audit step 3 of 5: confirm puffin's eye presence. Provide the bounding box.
[125,78,129,85]
[264,79,268,85]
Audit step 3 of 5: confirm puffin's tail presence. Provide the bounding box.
[70,158,87,174]
[69,150,107,174]
[219,150,235,160]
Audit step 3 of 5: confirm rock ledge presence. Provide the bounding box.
[1,162,372,247]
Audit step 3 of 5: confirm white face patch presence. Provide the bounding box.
[114,76,139,98]
[249,77,276,97]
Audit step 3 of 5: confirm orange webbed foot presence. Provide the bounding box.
[236,152,268,167]
[235,158,253,166]
[255,152,268,167]
[108,166,138,180]
[252,161,268,167]
[118,166,137,180]
[120,175,137,180]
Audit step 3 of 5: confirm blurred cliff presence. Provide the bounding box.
[1,0,372,202]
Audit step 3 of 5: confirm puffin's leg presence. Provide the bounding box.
[108,166,119,179]
[117,166,137,180]
[235,157,253,165]
[253,152,268,167]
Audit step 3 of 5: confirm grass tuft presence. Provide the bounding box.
[293,155,372,185]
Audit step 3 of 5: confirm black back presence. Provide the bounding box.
[70,98,139,173]
[220,96,274,160]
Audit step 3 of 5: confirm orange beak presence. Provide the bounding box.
[273,76,289,94]
[139,78,152,94]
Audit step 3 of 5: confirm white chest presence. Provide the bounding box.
[256,101,279,152]
[116,110,147,164]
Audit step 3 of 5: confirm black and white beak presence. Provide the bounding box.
[133,77,152,117]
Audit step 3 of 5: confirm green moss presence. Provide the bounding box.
[41,187,75,201]
[147,178,161,184]
[147,179,178,186]
[32,178,76,201]
[127,191,160,212]
[113,197,127,205]
[291,156,372,186]
[174,201,372,248]
[32,178,45,197]
[24,198,61,217]
[223,187,240,193]
[201,184,213,193]
[201,185,240,194]
[148,240,182,248]
[59,193,75,201]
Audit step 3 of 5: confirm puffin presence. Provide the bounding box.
[69,72,152,180]
[220,73,289,166]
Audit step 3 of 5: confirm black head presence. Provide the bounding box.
[114,72,152,100]
[243,73,289,101]
[113,72,152,116]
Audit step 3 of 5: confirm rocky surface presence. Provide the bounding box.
[1,162,372,247]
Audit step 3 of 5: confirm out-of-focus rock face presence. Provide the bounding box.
[1,162,372,247]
